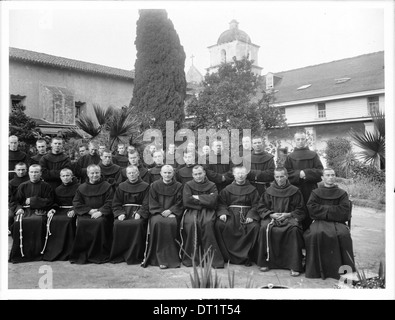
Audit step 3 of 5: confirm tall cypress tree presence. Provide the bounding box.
[131,9,186,134]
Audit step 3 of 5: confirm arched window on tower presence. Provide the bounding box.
[221,49,226,63]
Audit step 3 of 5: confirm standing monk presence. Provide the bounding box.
[284,131,323,231]
[175,150,196,185]
[255,167,306,276]
[204,140,234,193]
[112,144,129,168]
[245,136,275,196]
[8,135,28,180]
[9,164,54,263]
[39,136,72,191]
[149,150,165,183]
[75,141,101,182]
[215,166,260,266]
[98,149,121,190]
[110,165,150,265]
[142,165,183,269]
[69,164,114,264]
[29,139,47,166]
[180,165,224,268]
[304,168,355,280]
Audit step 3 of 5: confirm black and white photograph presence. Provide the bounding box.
[1,0,394,301]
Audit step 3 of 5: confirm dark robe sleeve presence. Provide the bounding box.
[216,189,230,217]
[148,186,165,216]
[73,189,90,215]
[112,187,126,218]
[98,188,114,216]
[39,156,72,182]
[303,155,324,183]
[289,190,306,221]
[249,158,275,183]
[16,182,54,209]
[283,156,300,185]
[137,187,150,219]
[168,186,184,217]
[307,191,350,222]
[257,192,274,220]
[183,183,218,210]
[246,189,260,221]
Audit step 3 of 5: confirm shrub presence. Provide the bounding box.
[351,161,385,183]
[324,137,354,178]
[336,176,385,209]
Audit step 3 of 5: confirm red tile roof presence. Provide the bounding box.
[9,47,134,81]
[268,51,384,104]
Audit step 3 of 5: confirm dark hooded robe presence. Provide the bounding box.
[75,153,101,182]
[39,152,72,190]
[245,151,275,196]
[29,153,45,166]
[204,153,234,192]
[112,153,129,168]
[180,177,224,268]
[304,185,355,280]
[98,161,121,190]
[9,179,54,263]
[284,146,323,230]
[149,164,164,183]
[69,178,113,264]
[141,178,184,268]
[214,180,260,265]
[42,177,80,261]
[9,149,28,180]
[109,178,150,264]
[254,180,306,272]
[175,164,195,185]
[8,174,29,231]
[117,164,152,185]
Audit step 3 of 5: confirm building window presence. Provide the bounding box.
[279,107,286,116]
[10,94,26,106]
[297,84,312,90]
[266,73,274,90]
[75,101,85,118]
[334,77,351,84]
[367,96,379,114]
[221,49,226,63]
[317,103,326,118]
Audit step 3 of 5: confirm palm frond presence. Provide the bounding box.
[370,109,385,137]
[108,107,142,149]
[93,104,114,126]
[75,114,101,138]
[349,125,385,168]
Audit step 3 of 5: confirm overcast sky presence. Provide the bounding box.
[5,0,388,76]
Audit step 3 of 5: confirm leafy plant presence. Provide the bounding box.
[180,215,256,288]
[349,109,385,170]
[73,104,142,151]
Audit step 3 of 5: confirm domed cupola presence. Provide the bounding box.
[217,20,251,45]
[207,20,262,76]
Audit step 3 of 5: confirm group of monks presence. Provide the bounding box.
[8,131,355,281]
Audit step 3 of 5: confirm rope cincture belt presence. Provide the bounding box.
[266,219,275,262]
[16,205,31,257]
[41,206,74,255]
[122,204,141,219]
[229,205,251,225]
[41,213,53,254]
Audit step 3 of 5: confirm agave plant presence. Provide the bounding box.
[349,109,385,169]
